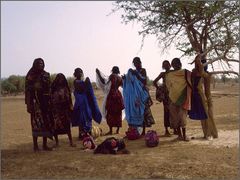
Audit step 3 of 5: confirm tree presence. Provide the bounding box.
[1,79,17,95]
[113,1,239,137]
[8,75,25,93]
[113,1,239,74]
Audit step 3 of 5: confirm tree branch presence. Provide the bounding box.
[209,71,239,76]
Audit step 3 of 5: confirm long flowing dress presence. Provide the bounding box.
[165,69,192,129]
[188,77,208,120]
[71,78,102,133]
[105,74,124,127]
[51,86,72,135]
[123,69,149,127]
[25,69,54,139]
[136,69,155,127]
[188,75,218,138]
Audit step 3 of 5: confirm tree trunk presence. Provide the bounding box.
[203,73,218,138]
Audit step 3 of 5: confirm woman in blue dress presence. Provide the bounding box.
[71,68,102,140]
[188,55,218,140]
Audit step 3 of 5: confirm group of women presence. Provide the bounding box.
[153,55,218,141]
[25,55,218,151]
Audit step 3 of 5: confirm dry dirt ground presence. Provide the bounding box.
[1,83,239,179]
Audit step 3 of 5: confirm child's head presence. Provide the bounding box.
[171,58,182,70]
[162,60,171,71]
[74,68,83,79]
[116,139,126,150]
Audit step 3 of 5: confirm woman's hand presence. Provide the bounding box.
[96,68,100,74]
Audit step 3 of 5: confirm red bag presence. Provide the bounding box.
[125,127,141,140]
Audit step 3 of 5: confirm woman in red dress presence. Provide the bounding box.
[96,66,124,135]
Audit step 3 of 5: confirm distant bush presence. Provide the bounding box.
[1,75,25,95]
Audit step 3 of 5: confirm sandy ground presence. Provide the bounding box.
[1,83,239,179]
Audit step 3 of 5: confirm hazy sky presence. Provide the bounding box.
[1,1,239,81]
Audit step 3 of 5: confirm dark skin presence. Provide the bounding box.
[190,54,204,77]
[170,59,189,141]
[131,61,147,85]
[53,75,76,148]
[96,68,122,135]
[153,61,173,136]
[171,60,182,71]
[153,61,171,88]
[132,61,148,135]
[26,60,45,114]
[29,60,52,151]
[73,69,91,139]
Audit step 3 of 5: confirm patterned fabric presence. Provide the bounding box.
[165,69,192,110]
[123,69,149,126]
[145,130,159,147]
[25,65,54,139]
[169,101,188,129]
[105,74,124,127]
[125,127,141,140]
[143,105,155,127]
[136,69,155,127]
[51,87,72,134]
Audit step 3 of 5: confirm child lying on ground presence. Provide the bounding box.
[94,137,130,154]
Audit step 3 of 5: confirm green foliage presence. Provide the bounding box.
[1,79,17,94]
[0,75,76,95]
[114,1,239,70]
[1,75,25,95]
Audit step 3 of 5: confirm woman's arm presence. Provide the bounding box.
[96,68,105,84]
[153,72,164,88]
[134,69,147,85]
